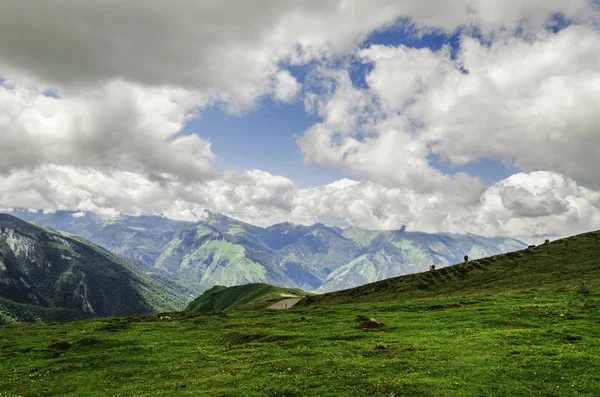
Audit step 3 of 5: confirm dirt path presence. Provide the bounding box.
[267,298,303,310]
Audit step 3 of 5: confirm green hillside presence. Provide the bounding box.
[153,224,289,293]
[299,230,600,307]
[0,214,192,323]
[0,297,90,324]
[185,283,310,312]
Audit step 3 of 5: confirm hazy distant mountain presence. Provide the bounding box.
[10,211,197,265]
[0,214,191,323]
[10,210,526,293]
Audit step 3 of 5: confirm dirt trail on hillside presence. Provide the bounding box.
[267,298,303,310]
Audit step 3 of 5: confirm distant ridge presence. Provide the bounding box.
[9,209,526,293]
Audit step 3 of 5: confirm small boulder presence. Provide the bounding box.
[48,341,71,350]
[355,318,385,330]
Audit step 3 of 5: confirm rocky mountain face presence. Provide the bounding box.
[0,214,192,322]
[11,210,526,293]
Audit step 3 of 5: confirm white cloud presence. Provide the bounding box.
[474,172,600,240]
[0,1,595,108]
[299,23,600,192]
[1,166,599,241]
[0,79,214,180]
[422,25,600,188]
[0,1,400,111]
[1,0,600,240]
[274,70,301,103]
[297,67,487,207]
[3,2,597,182]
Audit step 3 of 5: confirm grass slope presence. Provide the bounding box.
[299,230,600,307]
[1,292,599,396]
[1,230,599,395]
[185,283,310,312]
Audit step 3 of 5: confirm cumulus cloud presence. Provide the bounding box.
[422,25,600,188]
[3,1,598,177]
[474,172,600,240]
[2,165,599,242]
[297,69,464,192]
[0,1,595,106]
[299,23,600,192]
[0,79,214,180]
[1,0,600,240]
[0,165,297,225]
[273,70,301,103]
[0,0,399,111]
[291,171,600,241]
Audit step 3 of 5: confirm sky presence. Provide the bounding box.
[1,0,600,243]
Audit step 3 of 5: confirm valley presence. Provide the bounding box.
[9,210,525,294]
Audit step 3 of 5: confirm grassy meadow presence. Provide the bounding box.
[1,290,599,396]
[1,231,600,396]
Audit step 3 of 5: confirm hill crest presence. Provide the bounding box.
[185,283,310,312]
[298,230,600,306]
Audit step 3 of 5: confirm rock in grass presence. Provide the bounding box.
[47,341,71,350]
[355,318,385,330]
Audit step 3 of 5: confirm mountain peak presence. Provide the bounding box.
[0,213,26,223]
[0,213,46,235]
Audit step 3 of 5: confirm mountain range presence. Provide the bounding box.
[9,210,526,294]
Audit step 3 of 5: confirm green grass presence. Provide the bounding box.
[186,283,312,312]
[1,230,600,395]
[1,291,599,396]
